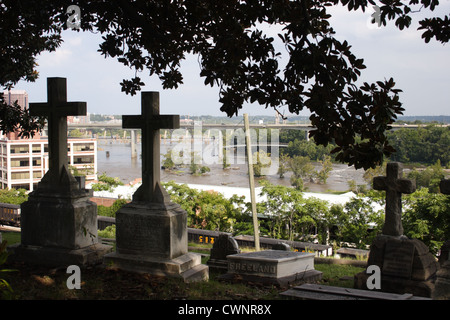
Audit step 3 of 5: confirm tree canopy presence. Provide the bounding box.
[1,0,448,169]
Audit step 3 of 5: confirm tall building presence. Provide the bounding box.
[2,90,29,109]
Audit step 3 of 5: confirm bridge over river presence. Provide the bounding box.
[62,122,447,159]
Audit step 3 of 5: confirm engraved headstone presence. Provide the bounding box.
[103,92,208,282]
[207,234,240,272]
[354,163,439,297]
[9,78,112,266]
[220,250,322,287]
[382,240,415,278]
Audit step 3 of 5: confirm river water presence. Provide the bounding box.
[97,139,366,193]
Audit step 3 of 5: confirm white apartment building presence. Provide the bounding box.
[0,137,97,191]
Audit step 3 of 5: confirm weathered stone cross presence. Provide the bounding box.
[30,78,86,190]
[122,92,180,203]
[373,162,416,237]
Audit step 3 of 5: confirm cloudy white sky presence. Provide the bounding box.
[15,2,450,118]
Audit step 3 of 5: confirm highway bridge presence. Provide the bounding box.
[67,122,447,131]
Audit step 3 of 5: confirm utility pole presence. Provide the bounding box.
[244,113,260,251]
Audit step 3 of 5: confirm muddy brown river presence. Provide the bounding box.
[97,140,367,193]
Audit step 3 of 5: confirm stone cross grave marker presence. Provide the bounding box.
[30,77,86,193]
[122,91,179,203]
[9,78,112,266]
[373,162,416,237]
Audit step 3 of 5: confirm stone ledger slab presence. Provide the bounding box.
[220,250,322,287]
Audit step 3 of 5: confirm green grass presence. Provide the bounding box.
[2,231,365,299]
[315,263,364,288]
[1,232,20,245]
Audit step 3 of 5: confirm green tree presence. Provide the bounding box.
[4,1,448,169]
[91,173,124,192]
[163,181,245,232]
[336,196,384,249]
[97,199,128,218]
[68,129,83,138]
[277,153,290,179]
[257,181,305,240]
[403,188,450,255]
[161,151,175,170]
[289,155,315,189]
[407,161,446,193]
[252,150,271,177]
[387,126,450,165]
[0,188,28,205]
[316,155,333,184]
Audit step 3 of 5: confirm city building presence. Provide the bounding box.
[2,90,29,109]
[1,90,97,191]
[0,137,98,191]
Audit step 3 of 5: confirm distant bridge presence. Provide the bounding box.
[62,122,447,159]
[68,122,448,131]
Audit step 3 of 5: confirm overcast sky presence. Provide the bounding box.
[15,3,450,118]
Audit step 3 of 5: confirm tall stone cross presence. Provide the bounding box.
[122,92,180,203]
[373,162,416,237]
[30,78,86,191]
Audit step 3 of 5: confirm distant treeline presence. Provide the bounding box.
[387,125,450,166]
[278,125,449,167]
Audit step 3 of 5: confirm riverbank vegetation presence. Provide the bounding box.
[91,179,449,255]
[1,125,449,255]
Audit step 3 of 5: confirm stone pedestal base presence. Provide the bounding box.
[104,200,209,282]
[354,271,436,298]
[433,261,450,300]
[8,243,112,267]
[354,235,439,298]
[103,251,209,282]
[9,189,112,267]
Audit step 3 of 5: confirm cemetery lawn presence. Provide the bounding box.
[2,232,365,300]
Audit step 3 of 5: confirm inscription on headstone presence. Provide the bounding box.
[382,240,415,278]
[228,261,276,274]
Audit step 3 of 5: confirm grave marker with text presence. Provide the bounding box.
[103,92,208,282]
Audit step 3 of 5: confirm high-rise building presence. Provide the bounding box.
[2,90,29,109]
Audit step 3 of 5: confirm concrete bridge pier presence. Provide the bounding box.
[131,129,137,159]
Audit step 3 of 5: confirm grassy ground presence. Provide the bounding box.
[1,231,364,300]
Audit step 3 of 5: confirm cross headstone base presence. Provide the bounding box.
[17,179,96,268]
[354,235,439,298]
[103,191,209,282]
[8,189,112,267]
